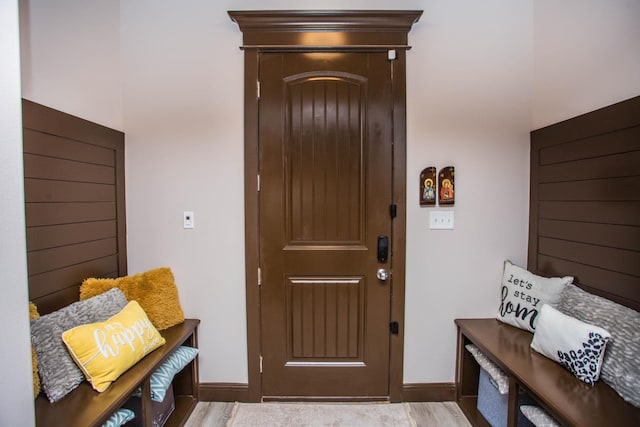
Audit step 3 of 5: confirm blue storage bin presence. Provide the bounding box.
[477,367,535,427]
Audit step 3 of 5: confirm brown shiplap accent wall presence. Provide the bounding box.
[529,95,640,311]
[22,100,127,315]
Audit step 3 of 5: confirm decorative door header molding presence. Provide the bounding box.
[228,10,422,50]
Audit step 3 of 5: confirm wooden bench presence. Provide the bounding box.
[35,319,200,427]
[455,318,640,427]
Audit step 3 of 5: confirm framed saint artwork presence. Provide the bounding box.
[419,167,437,206]
[438,166,455,205]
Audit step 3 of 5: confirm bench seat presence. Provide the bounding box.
[35,319,200,427]
[455,318,640,427]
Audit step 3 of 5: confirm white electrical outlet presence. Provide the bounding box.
[429,211,454,230]
[183,211,194,229]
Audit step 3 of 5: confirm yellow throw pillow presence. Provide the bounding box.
[80,267,185,330]
[62,301,166,392]
[29,302,41,399]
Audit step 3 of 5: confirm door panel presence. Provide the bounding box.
[259,52,393,398]
[285,72,365,245]
[288,277,363,359]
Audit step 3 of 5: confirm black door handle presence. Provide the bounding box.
[377,236,389,263]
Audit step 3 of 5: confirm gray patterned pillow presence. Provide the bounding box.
[557,284,640,407]
[520,405,560,427]
[31,288,128,402]
[465,344,508,394]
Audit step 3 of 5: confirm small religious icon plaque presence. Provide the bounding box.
[438,166,455,205]
[419,167,437,206]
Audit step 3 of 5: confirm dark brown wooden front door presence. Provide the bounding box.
[258,51,394,398]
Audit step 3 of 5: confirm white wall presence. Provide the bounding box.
[20,0,122,130]
[120,0,532,385]
[533,0,640,129]
[121,0,250,382]
[16,0,640,398]
[404,0,532,382]
[1,1,35,425]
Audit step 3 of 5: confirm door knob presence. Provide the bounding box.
[376,268,391,281]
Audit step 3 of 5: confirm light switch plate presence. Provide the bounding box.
[183,211,194,229]
[429,211,454,230]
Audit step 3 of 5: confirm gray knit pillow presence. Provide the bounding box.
[31,288,128,402]
[557,284,640,408]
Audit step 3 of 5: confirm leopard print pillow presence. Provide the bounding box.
[530,304,611,385]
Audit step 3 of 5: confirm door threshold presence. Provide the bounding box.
[261,396,390,403]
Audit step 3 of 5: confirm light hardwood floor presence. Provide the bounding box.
[184,401,472,427]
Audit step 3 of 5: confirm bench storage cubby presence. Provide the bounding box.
[35,319,199,427]
[455,318,640,427]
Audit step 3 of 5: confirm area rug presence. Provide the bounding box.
[226,402,416,427]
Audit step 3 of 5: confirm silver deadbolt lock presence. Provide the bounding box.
[377,268,390,281]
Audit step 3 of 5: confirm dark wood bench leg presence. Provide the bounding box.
[141,377,153,427]
[507,376,518,427]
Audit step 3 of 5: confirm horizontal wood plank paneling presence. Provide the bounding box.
[539,176,640,201]
[26,221,116,251]
[538,237,640,278]
[529,95,640,311]
[538,201,640,226]
[539,150,640,183]
[538,219,640,251]
[25,179,115,203]
[531,95,640,149]
[33,288,84,318]
[22,100,123,150]
[537,255,639,310]
[23,129,115,166]
[28,238,117,276]
[24,153,115,184]
[23,99,126,313]
[29,257,119,301]
[26,202,117,226]
[539,125,640,165]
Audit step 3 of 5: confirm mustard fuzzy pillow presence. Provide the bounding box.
[80,267,185,330]
[29,302,41,399]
